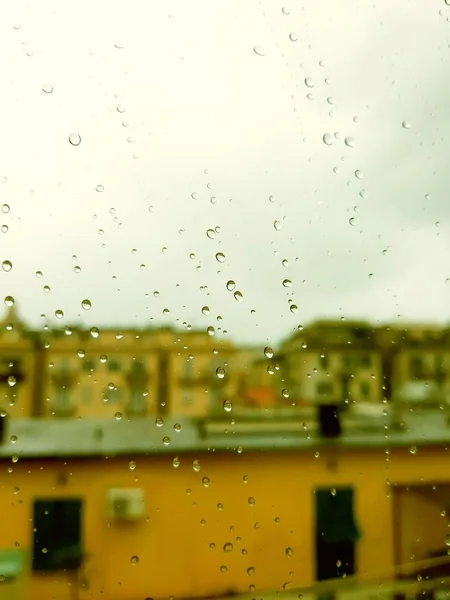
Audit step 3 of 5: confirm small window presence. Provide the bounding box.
[82,360,95,373]
[32,499,83,571]
[108,360,121,372]
[360,355,371,368]
[319,353,329,369]
[360,381,370,399]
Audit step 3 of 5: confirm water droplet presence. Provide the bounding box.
[1,204,10,214]
[282,279,292,288]
[264,347,274,359]
[282,389,290,398]
[202,306,210,316]
[95,184,104,193]
[81,299,91,310]
[9,435,17,444]
[290,304,298,314]
[116,104,126,114]
[8,376,16,387]
[349,217,356,226]
[286,547,293,557]
[193,459,201,472]
[445,534,450,547]
[220,565,228,573]
[233,291,243,302]
[77,349,85,358]
[215,252,226,263]
[202,477,211,488]
[114,41,124,49]
[355,169,363,179]
[253,46,265,57]
[43,285,51,293]
[223,399,233,412]
[409,445,417,455]
[247,567,255,576]
[344,137,356,148]
[304,77,315,88]
[402,120,411,129]
[173,422,181,433]
[90,327,99,338]
[130,555,140,565]
[1,225,8,233]
[163,308,170,316]
[223,542,233,552]
[323,133,334,146]
[129,460,136,471]
[206,229,216,239]
[207,326,215,336]
[289,32,298,42]
[68,133,81,146]
[282,6,290,14]
[55,309,64,319]
[73,265,81,274]
[155,417,164,428]
[248,497,255,506]
[172,456,180,468]
[5,297,14,308]
[42,84,53,94]
[114,411,122,420]
[162,436,171,445]
[216,367,225,379]
[274,220,282,231]
[2,260,12,272]
[226,280,236,291]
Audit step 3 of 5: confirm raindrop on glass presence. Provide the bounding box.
[215,252,226,263]
[304,77,315,88]
[216,367,225,379]
[344,137,356,148]
[42,84,53,94]
[68,133,81,146]
[253,46,265,57]
[323,133,333,146]
[2,261,12,272]
[81,299,91,311]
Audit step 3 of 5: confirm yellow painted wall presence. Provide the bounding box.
[0,445,448,600]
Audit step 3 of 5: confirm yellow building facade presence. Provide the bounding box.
[0,412,449,600]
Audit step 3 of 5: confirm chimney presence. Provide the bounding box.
[318,403,341,438]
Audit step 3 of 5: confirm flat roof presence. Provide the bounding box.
[0,408,449,459]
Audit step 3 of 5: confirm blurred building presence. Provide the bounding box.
[0,306,240,419]
[1,409,450,599]
[278,320,383,406]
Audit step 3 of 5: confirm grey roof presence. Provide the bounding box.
[1,407,450,459]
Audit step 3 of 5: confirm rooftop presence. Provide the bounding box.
[1,405,449,459]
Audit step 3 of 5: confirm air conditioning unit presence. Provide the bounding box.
[107,488,145,521]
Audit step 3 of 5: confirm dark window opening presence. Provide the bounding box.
[32,499,83,572]
[315,487,360,582]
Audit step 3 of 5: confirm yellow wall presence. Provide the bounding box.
[1,445,449,600]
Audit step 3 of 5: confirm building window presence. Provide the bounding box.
[108,360,121,372]
[32,499,83,572]
[409,356,423,379]
[360,381,370,399]
[319,353,329,369]
[82,360,95,373]
[360,354,371,368]
[315,487,360,581]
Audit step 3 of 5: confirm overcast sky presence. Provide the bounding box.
[0,0,449,346]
